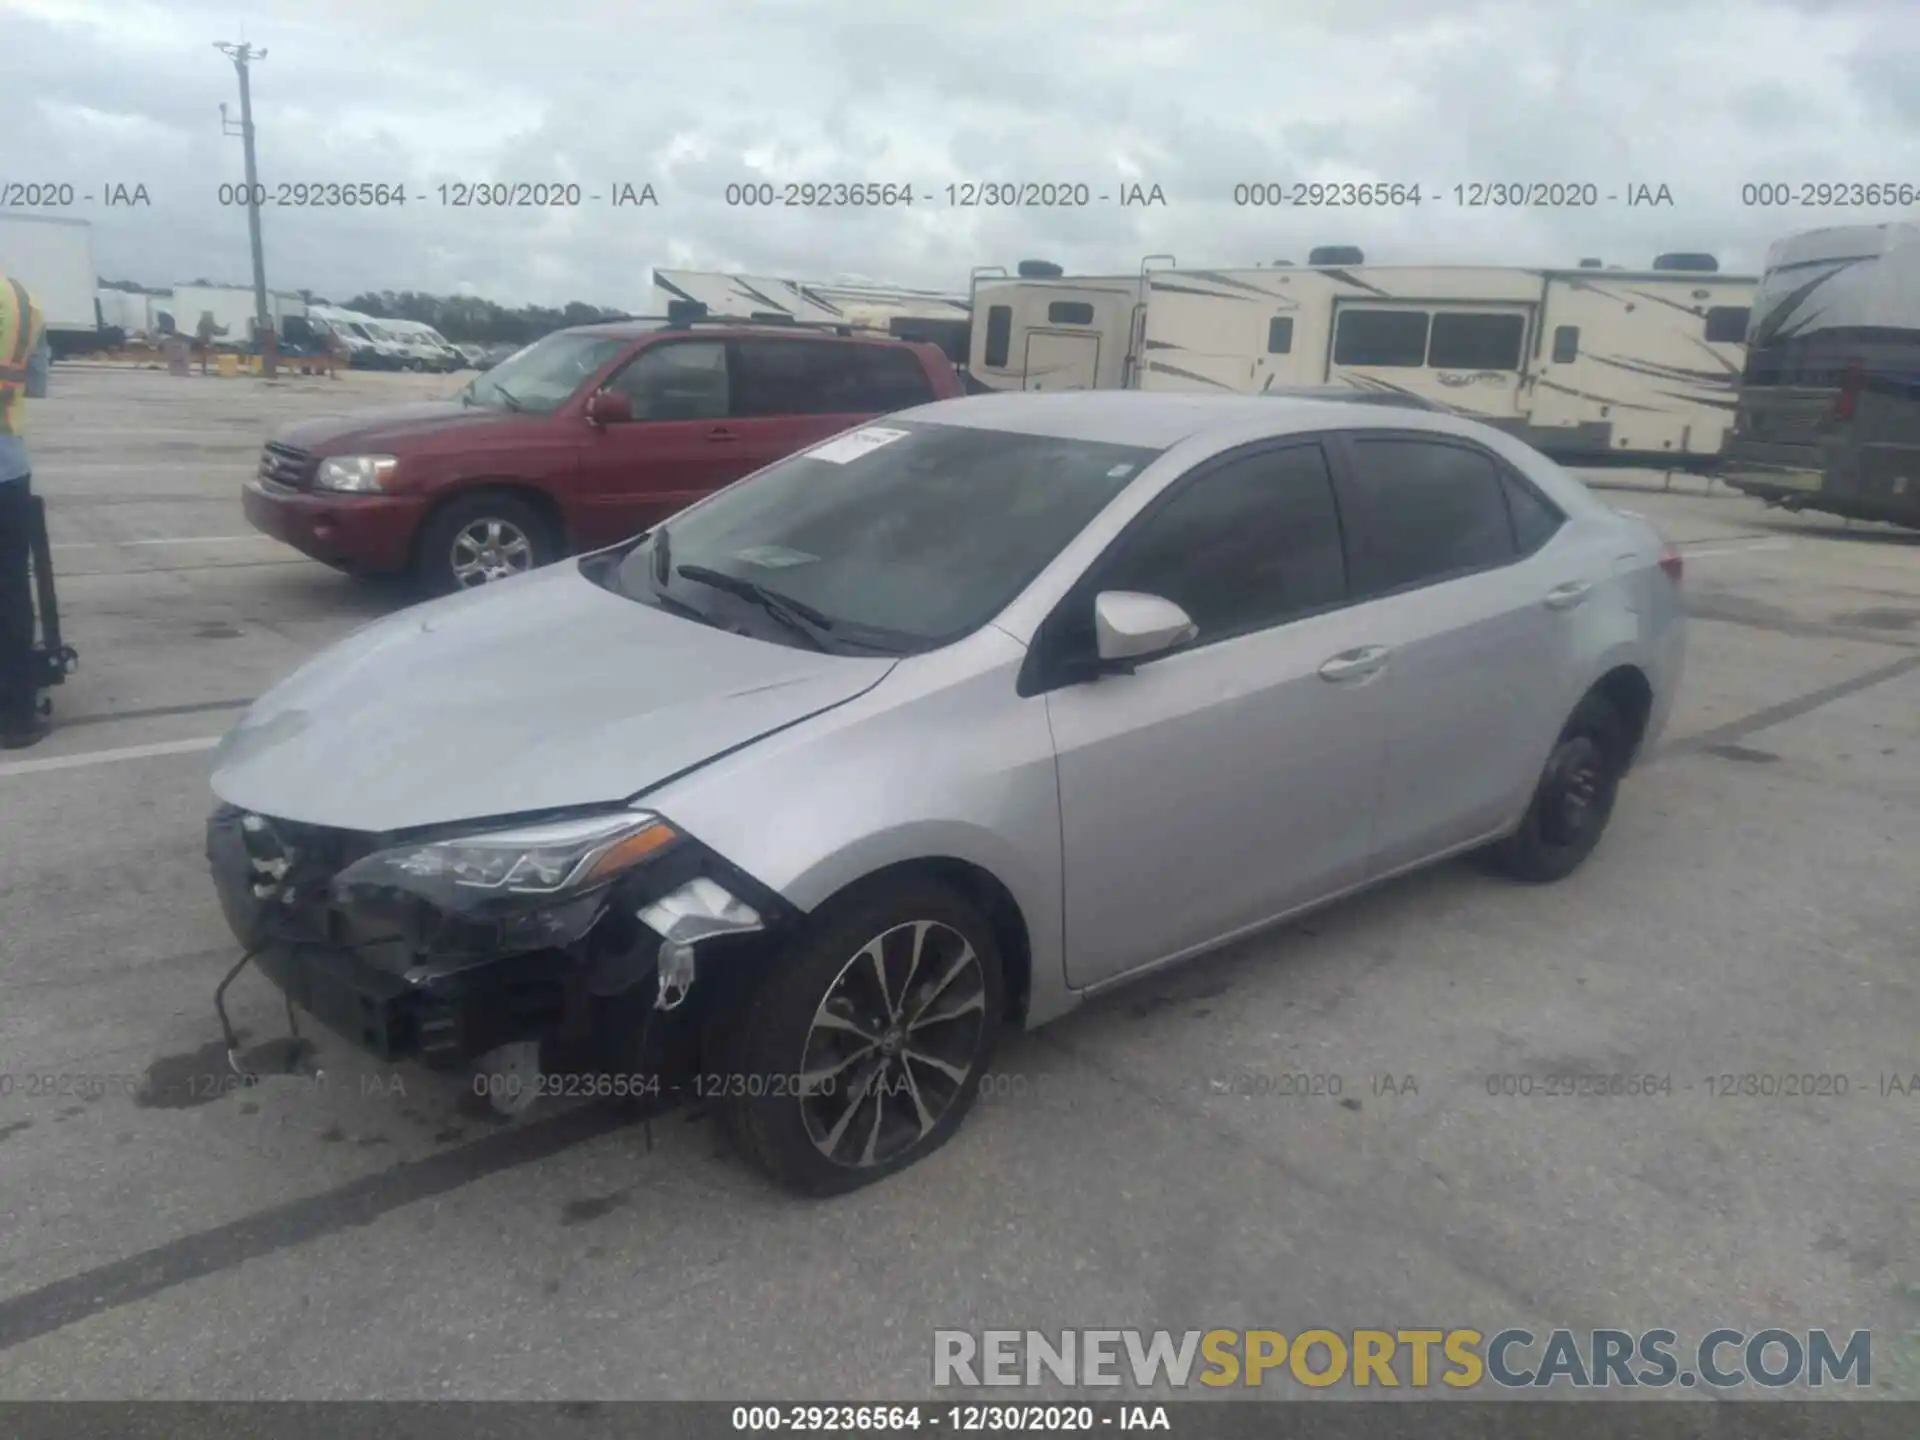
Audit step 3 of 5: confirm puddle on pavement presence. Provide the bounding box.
[136,1031,319,1110]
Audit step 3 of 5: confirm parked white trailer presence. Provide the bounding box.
[170,283,308,343]
[970,257,1757,463]
[0,212,102,344]
[95,287,179,339]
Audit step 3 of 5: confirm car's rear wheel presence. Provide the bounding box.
[721,880,1004,1196]
[1485,691,1626,883]
[414,491,559,596]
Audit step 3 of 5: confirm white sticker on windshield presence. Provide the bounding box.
[1106,463,1137,478]
[732,545,818,570]
[806,426,911,464]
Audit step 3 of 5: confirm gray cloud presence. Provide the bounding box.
[4,0,1915,308]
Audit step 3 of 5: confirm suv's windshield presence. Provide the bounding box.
[601,420,1163,654]
[464,331,630,413]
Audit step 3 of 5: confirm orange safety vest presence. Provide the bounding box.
[0,273,47,440]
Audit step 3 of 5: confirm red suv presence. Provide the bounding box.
[243,318,964,592]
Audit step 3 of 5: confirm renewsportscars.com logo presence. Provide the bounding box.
[932,1328,1873,1390]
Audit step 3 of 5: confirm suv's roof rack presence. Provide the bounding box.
[661,299,855,336]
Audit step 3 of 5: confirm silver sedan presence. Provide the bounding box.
[206,391,1686,1194]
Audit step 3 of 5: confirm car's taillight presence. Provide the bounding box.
[1833,360,1865,421]
[1658,545,1684,585]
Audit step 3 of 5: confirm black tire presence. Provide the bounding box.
[412,490,559,596]
[721,879,1005,1196]
[1484,691,1627,883]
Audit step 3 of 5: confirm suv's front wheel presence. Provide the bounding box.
[722,879,1005,1196]
[414,490,559,595]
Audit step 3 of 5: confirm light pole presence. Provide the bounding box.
[216,41,275,377]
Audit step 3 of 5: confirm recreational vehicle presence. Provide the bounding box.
[652,269,972,360]
[968,253,1756,464]
[1722,222,1920,530]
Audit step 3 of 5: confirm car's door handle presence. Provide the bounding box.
[706,427,738,443]
[1545,580,1593,610]
[1318,645,1391,682]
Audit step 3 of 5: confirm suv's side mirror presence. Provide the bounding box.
[585,389,634,426]
[1093,591,1197,665]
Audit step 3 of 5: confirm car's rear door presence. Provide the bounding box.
[1038,439,1393,988]
[721,337,872,470]
[1326,431,1583,875]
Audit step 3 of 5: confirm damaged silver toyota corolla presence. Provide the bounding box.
[206,392,1686,1194]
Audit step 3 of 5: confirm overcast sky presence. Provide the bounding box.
[6,0,1917,310]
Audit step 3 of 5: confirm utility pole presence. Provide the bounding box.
[216,41,276,377]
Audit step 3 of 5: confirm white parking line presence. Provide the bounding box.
[0,735,221,779]
[49,535,261,551]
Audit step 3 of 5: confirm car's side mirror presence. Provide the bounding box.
[1093,591,1198,666]
[585,389,634,426]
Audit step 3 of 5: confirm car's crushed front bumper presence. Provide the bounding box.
[204,803,795,1075]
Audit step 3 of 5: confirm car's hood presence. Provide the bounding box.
[273,400,519,452]
[209,563,897,834]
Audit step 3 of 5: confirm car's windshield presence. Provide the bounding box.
[601,420,1163,654]
[463,331,629,413]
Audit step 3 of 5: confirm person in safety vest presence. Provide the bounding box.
[0,271,54,748]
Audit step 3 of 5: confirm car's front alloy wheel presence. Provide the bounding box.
[723,881,1004,1195]
[413,490,558,596]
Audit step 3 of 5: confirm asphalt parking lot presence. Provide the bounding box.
[1,365,1916,1400]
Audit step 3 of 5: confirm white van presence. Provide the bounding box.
[382,319,466,372]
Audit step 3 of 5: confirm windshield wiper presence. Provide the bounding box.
[674,564,834,651]
[651,526,671,588]
[488,380,524,412]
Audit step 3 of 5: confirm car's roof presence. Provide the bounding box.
[561,319,920,346]
[894,390,1481,449]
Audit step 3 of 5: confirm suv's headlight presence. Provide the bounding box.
[314,454,399,492]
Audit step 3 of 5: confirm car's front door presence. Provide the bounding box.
[1327,433,1579,875]
[574,338,747,545]
[1039,440,1393,989]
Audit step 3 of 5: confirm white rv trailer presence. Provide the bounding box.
[969,258,1757,462]
[651,268,973,358]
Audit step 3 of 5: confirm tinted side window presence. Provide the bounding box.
[1098,445,1347,642]
[1501,469,1566,553]
[1552,325,1579,363]
[1334,310,1429,367]
[855,345,936,410]
[729,339,857,416]
[1267,317,1294,354]
[1345,438,1515,593]
[1428,312,1525,370]
[983,306,1012,367]
[605,340,729,420]
[1048,301,1095,325]
[1704,306,1750,344]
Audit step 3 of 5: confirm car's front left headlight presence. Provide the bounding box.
[314,454,399,492]
[331,810,682,951]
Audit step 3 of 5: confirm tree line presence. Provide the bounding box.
[335,291,631,345]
